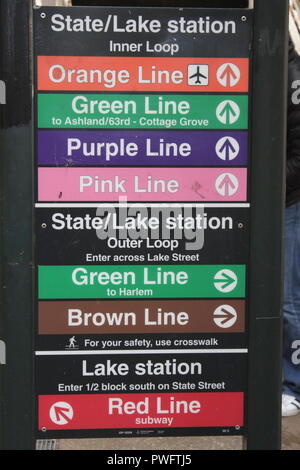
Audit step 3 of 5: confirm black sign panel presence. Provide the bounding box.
[36,207,250,265]
[34,7,252,57]
[34,5,252,439]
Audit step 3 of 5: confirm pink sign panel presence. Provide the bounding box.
[38,167,247,202]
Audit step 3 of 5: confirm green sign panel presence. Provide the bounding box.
[38,264,246,299]
[38,94,248,130]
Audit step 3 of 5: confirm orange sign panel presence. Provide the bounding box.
[38,56,249,92]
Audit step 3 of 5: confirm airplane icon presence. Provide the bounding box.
[188,64,209,86]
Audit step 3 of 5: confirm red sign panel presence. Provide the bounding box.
[39,392,244,430]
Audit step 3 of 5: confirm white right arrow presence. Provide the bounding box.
[213,305,238,328]
[214,269,238,293]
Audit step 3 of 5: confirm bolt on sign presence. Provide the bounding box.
[34,6,251,438]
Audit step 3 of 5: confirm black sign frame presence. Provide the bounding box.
[0,0,288,450]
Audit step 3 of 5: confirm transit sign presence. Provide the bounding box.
[38,93,248,129]
[38,130,248,166]
[33,5,252,439]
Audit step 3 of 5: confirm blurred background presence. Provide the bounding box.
[290,0,300,52]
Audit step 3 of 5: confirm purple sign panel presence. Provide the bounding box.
[38,130,248,167]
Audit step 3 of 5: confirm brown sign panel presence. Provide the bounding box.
[39,299,245,334]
